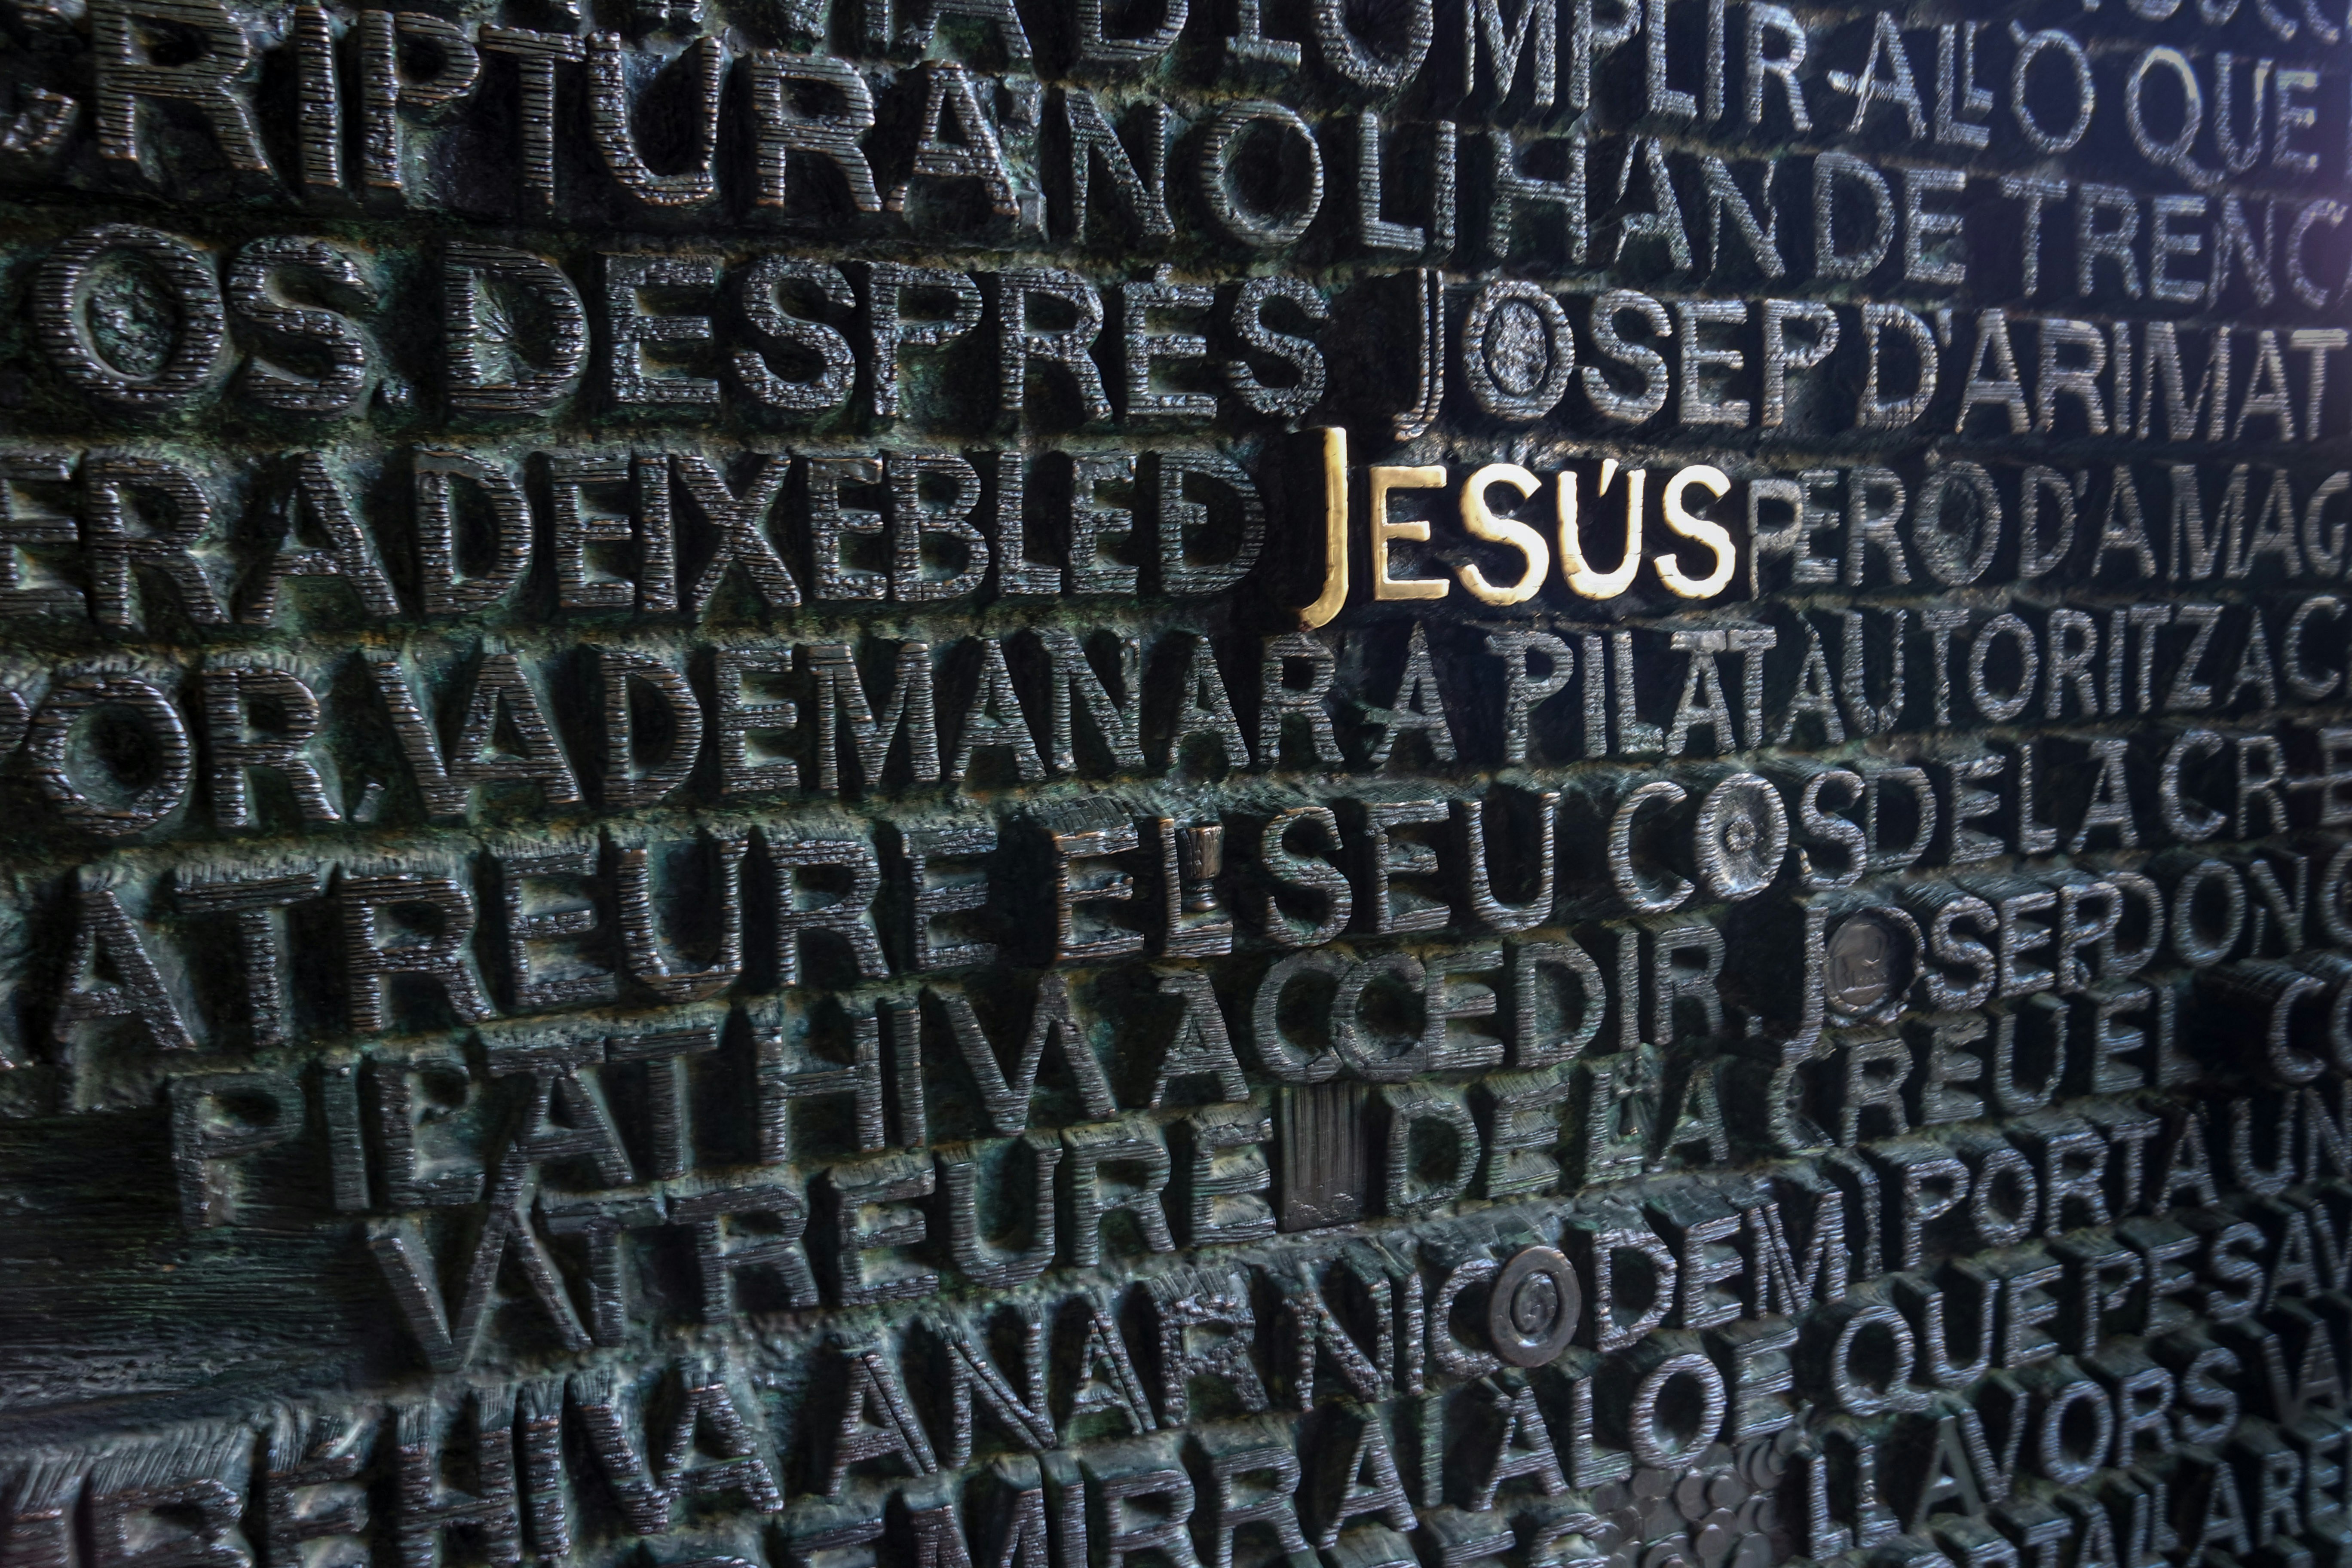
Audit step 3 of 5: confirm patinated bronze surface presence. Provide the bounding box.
[0,1,2347,1566]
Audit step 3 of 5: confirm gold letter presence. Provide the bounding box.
[1457,463,1549,605]
[1370,465,1449,600]
[1298,426,1350,629]
[1559,459,1642,599]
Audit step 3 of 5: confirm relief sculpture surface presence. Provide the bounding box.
[0,1,2349,1568]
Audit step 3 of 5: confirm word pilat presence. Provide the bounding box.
[6,0,2352,1563]
[32,1084,2352,1568]
[0,605,2346,839]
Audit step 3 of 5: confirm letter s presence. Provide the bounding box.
[1657,464,1734,598]
[1457,463,1550,606]
[229,237,376,417]
[2177,1345,2240,1448]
